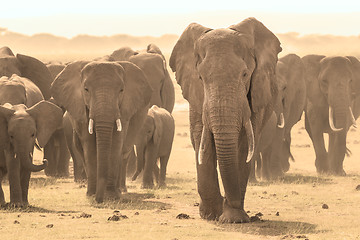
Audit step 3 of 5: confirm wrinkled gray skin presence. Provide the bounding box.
[108,44,175,176]
[43,63,72,178]
[303,55,360,175]
[170,18,281,223]
[250,54,306,181]
[51,61,152,203]
[0,75,63,206]
[132,105,175,188]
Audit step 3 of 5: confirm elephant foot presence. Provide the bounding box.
[106,188,121,201]
[158,182,167,189]
[330,168,346,176]
[248,175,258,183]
[141,182,154,189]
[199,197,223,221]
[120,185,128,193]
[218,200,249,224]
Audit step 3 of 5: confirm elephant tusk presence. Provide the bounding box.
[30,152,33,159]
[14,153,17,159]
[349,107,357,128]
[198,126,206,165]
[277,112,285,128]
[116,119,122,132]
[329,107,343,132]
[244,119,255,163]
[88,119,94,134]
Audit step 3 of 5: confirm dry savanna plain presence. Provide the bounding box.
[1,53,360,240]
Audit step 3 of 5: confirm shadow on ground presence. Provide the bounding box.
[217,219,320,236]
[250,174,333,186]
[0,204,57,213]
[91,192,171,211]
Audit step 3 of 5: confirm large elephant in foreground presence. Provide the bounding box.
[51,61,152,203]
[303,55,360,175]
[170,18,281,223]
[252,54,306,181]
[0,75,63,206]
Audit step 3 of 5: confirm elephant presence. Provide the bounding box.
[43,62,71,178]
[132,105,175,189]
[303,55,360,175]
[0,46,51,100]
[109,44,175,113]
[51,60,152,203]
[0,74,63,206]
[108,44,175,177]
[169,18,282,223]
[250,54,306,181]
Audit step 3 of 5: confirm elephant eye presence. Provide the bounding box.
[120,88,124,93]
[84,87,89,92]
[31,133,35,137]
[10,135,14,139]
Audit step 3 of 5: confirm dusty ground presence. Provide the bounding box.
[1,64,360,240]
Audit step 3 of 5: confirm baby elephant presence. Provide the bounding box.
[132,105,175,188]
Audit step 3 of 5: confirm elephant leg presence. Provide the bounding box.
[106,132,122,199]
[261,147,272,181]
[142,146,156,189]
[190,108,223,221]
[328,133,347,175]
[5,151,22,206]
[44,138,56,177]
[268,127,285,179]
[82,136,97,196]
[20,168,30,206]
[158,154,169,188]
[306,112,328,173]
[56,130,70,177]
[72,132,86,182]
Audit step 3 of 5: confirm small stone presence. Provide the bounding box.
[322,204,329,209]
[14,220,20,224]
[194,202,199,207]
[79,212,92,218]
[134,212,139,215]
[250,215,261,222]
[356,185,360,191]
[263,191,267,194]
[276,212,280,216]
[46,224,54,228]
[255,212,263,217]
[176,213,190,219]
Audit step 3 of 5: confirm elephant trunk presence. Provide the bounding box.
[19,151,47,172]
[95,121,114,203]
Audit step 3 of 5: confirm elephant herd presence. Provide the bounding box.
[0,17,360,224]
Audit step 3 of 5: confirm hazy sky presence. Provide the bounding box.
[1,0,360,37]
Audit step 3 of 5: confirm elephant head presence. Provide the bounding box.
[303,55,358,132]
[0,46,52,99]
[170,18,281,221]
[51,61,152,202]
[0,101,63,172]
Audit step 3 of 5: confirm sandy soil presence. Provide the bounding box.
[1,68,360,240]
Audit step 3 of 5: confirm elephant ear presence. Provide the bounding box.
[147,44,165,61]
[346,56,360,97]
[0,46,15,57]
[16,54,52,100]
[229,17,282,112]
[117,61,152,119]
[51,61,90,122]
[150,106,162,146]
[0,104,15,148]
[302,54,326,104]
[26,100,63,148]
[169,23,212,113]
